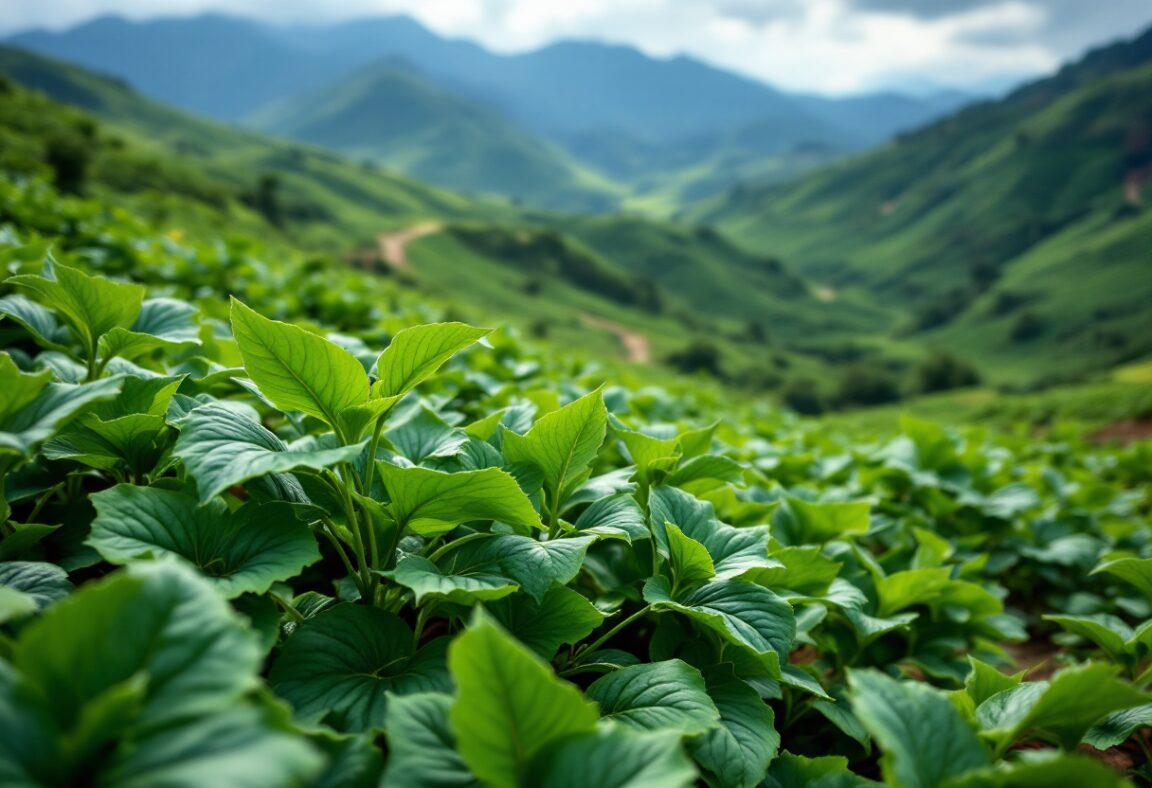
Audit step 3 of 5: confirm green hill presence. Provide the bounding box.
[686,29,1152,384]
[248,59,622,213]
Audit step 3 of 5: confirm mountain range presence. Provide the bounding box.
[7,13,970,211]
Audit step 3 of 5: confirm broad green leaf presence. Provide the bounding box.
[442,533,596,602]
[848,669,988,788]
[386,406,468,463]
[448,611,598,788]
[573,493,649,542]
[173,405,366,502]
[96,297,201,362]
[379,463,543,536]
[269,605,449,732]
[0,561,71,614]
[8,263,145,351]
[0,354,51,424]
[975,662,1148,751]
[524,728,697,788]
[230,298,368,431]
[42,412,167,472]
[0,586,37,624]
[0,293,69,349]
[764,752,878,788]
[13,562,261,732]
[649,486,774,579]
[1043,614,1133,663]
[503,387,607,509]
[963,657,1024,707]
[373,322,491,398]
[941,752,1130,788]
[644,577,795,674]
[875,568,952,617]
[102,706,324,788]
[1082,702,1152,749]
[744,546,839,597]
[664,454,744,489]
[88,485,320,598]
[774,498,870,545]
[485,585,605,658]
[0,377,122,458]
[383,693,478,788]
[586,659,720,735]
[665,521,716,590]
[690,665,779,788]
[1093,557,1152,603]
[307,731,385,788]
[383,555,519,605]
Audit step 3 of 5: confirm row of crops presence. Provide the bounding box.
[1,175,1150,786]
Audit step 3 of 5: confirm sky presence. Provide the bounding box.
[3,0,1150,94]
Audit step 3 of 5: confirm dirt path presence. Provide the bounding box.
[579,313,651,364]
[377,221,441,270]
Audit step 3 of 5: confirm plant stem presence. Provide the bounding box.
[546,487,563,540]
[577,604,653,661]
[319,519,362,596]
[427,531,492,563]
[361,415,388,495]
[271,594,306,624]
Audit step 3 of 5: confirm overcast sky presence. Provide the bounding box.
[3,0,1150,94]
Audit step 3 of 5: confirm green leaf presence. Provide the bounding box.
[442,533,596,602]
[665,521,716,590]
[975,662,1149,751]
[173,405,366,503]
[97,297,201,362]
[644,577,795,674]
[485,585,605,658]
[0,354,51,424]
[13,561,261,732]
[270,604,449,732]
[1093,557,1152,603]
[764,752,878,788]
[848,669,988,788]
[1043,614,1133,663]
[524,728,697,788]
[386,406,468,464]
[774,498,870,545]
[0,561,71,615]
[586,659,720,735]
[875,568,952,617]
[8,262,145,351]
[503,388,607,508]
[88,485,320,598]
[649,486,774,579]
[230,298,368,431]
[573,493,649,542]
[0,376,122,458]
[42,412,167,472]
[0,293,69,349]
[383,555,519,605]
[0,586,37,624]
[690,665,779,788]
[941,752,1130,788]
[383,693,479,788]
[963,657,1024,707]
[744,546,839,597]
[1082,702,1152,750]
[373,322,491,398]
[448,611,599,788]
[380,463,543,536]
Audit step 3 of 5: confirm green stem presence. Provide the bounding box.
[26,482,64,523]
[271,594,306,624]
[577,604,653,661]
[546,487,563,540]
[319,519,364,598]
[427,531,492,563]
[413,605,435,643]
[361,415,388,495]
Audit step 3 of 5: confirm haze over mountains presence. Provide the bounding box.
[8,13,972,211]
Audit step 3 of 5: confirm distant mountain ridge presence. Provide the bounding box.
[7,12,969,211]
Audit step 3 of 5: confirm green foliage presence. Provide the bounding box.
[0,176,1150,788]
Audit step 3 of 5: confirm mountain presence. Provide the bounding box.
[247,58,620,211]
[686,27,1152,383]
[7,13,966,211]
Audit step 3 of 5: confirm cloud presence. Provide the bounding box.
[3,0,1150,94]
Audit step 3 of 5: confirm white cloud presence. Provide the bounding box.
[3,0,1148,94]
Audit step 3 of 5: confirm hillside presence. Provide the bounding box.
[687,27,1152,384]
[7,13,965,211]
[248,59,620,212]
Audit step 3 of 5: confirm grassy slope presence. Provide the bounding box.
[686,36,1152,383]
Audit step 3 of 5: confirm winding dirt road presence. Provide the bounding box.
[579,313,651,364]
[377,221,441,270]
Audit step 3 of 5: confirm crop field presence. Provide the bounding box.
[0,173,1150,788]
